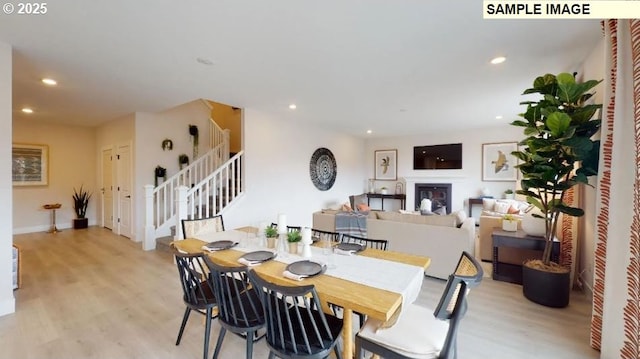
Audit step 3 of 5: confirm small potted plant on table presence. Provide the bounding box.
[265,226,278,249]
[287,230,302,254]
[72,185,92,229]
[501,214,518,232]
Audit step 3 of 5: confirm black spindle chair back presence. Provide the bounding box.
[173,249,218,359]
[340,233,388,251]
[248,270,344,359]
[202,256,265,359]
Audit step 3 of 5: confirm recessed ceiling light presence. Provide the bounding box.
[196,57,214,65]
[41,78,57,86]
[22,108,33,114]
[496,115,503,120]
[289,104,297,110]
[366,130,372,134]
[490,56,506,65]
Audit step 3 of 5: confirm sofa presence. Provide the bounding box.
[477,198,552,265]
[312,210,475,280]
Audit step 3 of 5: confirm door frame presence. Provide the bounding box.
[115,141,133,239]
[100,145,116,230]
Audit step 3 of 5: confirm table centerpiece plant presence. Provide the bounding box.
[511,72,602,307]
[265,226,278,249]
[287,230,302,254]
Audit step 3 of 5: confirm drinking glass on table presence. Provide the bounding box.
[322,234,336,269]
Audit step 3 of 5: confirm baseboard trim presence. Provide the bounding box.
[0,296,15,317]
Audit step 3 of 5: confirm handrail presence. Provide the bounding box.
[175,151,244,239]
[142,113,238,249]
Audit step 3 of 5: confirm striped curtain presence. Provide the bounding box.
[590,19,640,359]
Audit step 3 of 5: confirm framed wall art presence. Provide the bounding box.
[12,143,49,186]
[374,149,397,180]
[482,142,518,181]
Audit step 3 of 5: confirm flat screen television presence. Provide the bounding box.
[413,143,462,170]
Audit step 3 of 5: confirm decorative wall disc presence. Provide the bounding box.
[309,148,337,191]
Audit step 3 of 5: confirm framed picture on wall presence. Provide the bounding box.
[12,143,49,186]
[482,142,518,181]
[374,149,397,180]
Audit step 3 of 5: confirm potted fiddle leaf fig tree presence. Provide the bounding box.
[511,72,601,307]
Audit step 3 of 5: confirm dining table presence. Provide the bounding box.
[171,228,431,358]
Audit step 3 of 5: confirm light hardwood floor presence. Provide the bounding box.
[2,227,599,359]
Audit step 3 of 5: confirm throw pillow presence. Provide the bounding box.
[454,209,467,226]
[507,206,521,215]
[482,198,496,211]
[356,203,370,212]
[494,201,512,214]
[419,198,433,213]
[433,207,447,216]
[341,203,353,212]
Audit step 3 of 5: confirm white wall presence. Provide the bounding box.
[220,108,366,229]
[0,41,15,316]
[13,121,97,233]
[579,37,605,297]
[365,125,522,214]
[134,100,211,241]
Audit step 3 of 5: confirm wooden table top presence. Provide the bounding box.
[172,237,430,322]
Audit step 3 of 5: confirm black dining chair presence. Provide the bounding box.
[247,269,344,359]
[340,233,388,250]
[311,228,340,243]
[270,223,302,233]
[172,249,218,359]
[182,215,225,239]
[202,256,265,359]
[355,251,483,359]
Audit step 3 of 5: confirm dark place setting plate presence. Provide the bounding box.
[241,250,277,263]
[285,260,326,277]
[335,243,365,253]
[203,240,238,251]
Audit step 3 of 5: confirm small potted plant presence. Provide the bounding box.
[501,214,518,232]
[380,186,388,195]
[287,230,302,254]
[265,226,278,249]
[178,154,189,170]
[72,185,92,229]
[504,189,514,200]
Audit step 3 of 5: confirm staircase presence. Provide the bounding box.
[143,117,244,250]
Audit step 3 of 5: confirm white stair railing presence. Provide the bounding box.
[175,152,244,240]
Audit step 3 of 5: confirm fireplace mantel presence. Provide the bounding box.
[402,176,467,182]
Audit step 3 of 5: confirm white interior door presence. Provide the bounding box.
[101,147,114,230]
[116,143,132,238]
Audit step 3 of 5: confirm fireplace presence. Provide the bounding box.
[414,183,452,214]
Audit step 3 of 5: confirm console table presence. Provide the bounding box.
[492,229,559,284]
[468,197,491,217]
[367,193,406,210]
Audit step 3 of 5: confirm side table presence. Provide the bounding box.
[43,203,62,233]
[492,229,559,284]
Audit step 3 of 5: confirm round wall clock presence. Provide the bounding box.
[309,147,337,191]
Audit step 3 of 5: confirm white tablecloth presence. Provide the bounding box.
[194,230,424,306]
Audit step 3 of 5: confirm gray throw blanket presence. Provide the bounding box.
[335,212,368,237]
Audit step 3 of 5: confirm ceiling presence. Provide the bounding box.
[0,0,603,138]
